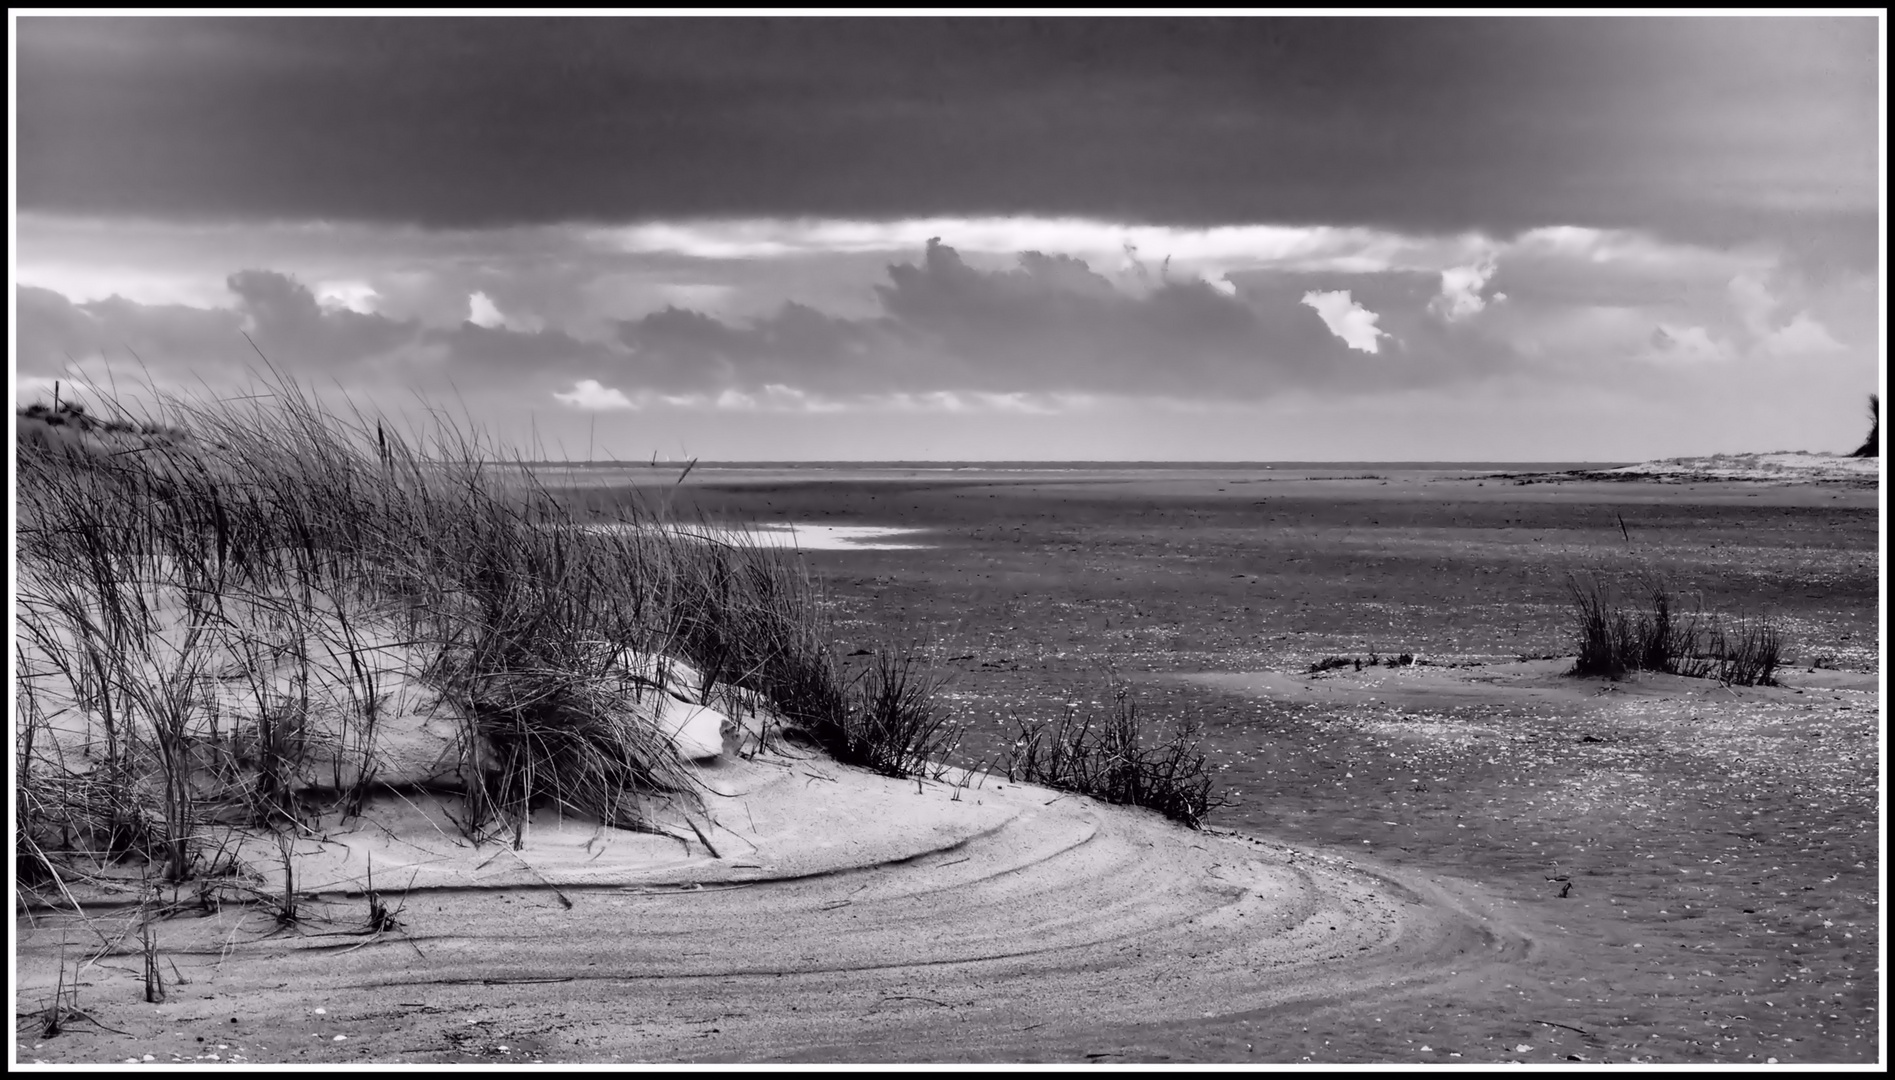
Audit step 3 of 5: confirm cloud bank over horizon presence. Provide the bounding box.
[15,219,1875,458]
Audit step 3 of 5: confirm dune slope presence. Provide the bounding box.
[14,750,1531,1064]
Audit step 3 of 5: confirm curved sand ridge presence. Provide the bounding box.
[15,749,1535,1063]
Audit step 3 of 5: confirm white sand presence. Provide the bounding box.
[15,745,1515,1063]
[1600,451,1878,484]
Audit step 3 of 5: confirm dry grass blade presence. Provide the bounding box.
[140,888,167,1004]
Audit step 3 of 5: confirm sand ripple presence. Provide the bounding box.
[16,758,1539,1062]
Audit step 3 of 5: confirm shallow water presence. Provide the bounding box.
[579,521,933,550]
[707,522,933,550]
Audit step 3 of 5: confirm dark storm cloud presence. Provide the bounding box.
[616,304,888,393]
[17,16,1878,262]
[227,270,414,365]
[16,236,1865,421]
[18,275,565,391]
[612,240,1476,398]
[19,272,643,408]
[19,284,249,377]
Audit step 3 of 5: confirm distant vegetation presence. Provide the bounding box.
[1565,572,1782,686]
[1851,394,1878,458]
[14,376,957,893]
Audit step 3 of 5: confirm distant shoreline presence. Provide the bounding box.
[523,459,1637,471]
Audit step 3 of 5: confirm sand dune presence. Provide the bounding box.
[15,745,1530,1064]
[1596,452,1877,484]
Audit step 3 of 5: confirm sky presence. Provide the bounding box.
[12,14,1885,461]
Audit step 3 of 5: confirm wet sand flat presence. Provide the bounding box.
[605,465,1881,1064]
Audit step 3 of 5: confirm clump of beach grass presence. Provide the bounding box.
[1567,572,1708,679]
[1706,616,1783,688]
[15,370,941,893]
[1564,571,1782,686]
[1006,671,1227,829]
[827,648,961,780]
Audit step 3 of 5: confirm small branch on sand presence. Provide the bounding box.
[500,847,574,910]
[684,816,723,860]
[878,994,953,1008]
[1532,1018,1590,1035]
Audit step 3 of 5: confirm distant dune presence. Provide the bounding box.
[1596,451,1879,484]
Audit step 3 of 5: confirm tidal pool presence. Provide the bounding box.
[579,521,932,550]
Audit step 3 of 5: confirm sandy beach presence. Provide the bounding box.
[17,460,1880,1064]
[17,746,1519,1064]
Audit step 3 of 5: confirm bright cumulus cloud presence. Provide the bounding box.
[1300,290,1387,353]
[1431,256,1500,321]
[553,379,635,410]
[468,291,508,328]
[466,289,543,333]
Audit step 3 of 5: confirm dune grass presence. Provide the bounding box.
[1564,572,1781,686]
[1006,671,1227,829]
[831,649,961,780]
[1567,572,1707,679]
[14,376,954,892]
[1705,616,1784,688]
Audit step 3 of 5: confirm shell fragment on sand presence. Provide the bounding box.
[657,700,729,761]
